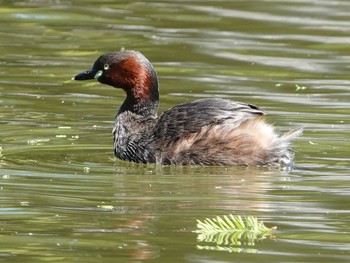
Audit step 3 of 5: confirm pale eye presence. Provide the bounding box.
[103,63,110,70]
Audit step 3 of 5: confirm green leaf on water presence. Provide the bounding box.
[194,214,276,247]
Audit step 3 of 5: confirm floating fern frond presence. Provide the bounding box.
[194,214,276,247]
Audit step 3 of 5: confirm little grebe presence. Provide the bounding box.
[73,50,301,166]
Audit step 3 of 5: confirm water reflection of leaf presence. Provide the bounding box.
[196,245,258,254]
[194,214,276,253]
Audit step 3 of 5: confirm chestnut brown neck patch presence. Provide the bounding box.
[104,54,159,116]
[108,57,154,102]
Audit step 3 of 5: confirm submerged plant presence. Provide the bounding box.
[194,214,276,247]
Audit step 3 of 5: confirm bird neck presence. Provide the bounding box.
[118,76,159,117]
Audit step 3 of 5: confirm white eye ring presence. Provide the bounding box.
[104,63,110,70]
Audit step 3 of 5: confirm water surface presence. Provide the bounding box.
[1,1,350,262]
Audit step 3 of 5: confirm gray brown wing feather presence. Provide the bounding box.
[153,98,264,141]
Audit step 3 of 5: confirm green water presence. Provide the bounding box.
[1,1,350,262]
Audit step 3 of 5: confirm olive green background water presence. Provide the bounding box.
[1,1,350,262]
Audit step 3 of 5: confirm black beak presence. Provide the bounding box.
[73,68,98,80]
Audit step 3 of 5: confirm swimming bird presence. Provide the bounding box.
[73,50,301,166]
